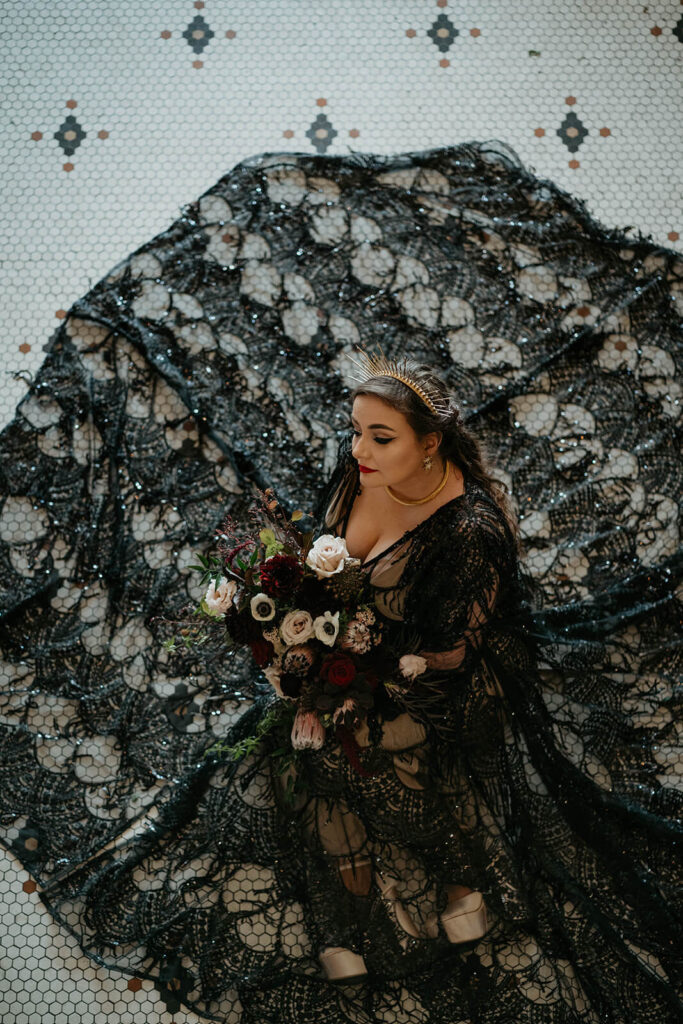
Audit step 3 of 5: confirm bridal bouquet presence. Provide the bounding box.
[158,487,428,792]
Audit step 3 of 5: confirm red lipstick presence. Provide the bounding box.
[358,464,377,474]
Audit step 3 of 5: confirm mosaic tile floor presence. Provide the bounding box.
[1,1,681,1021]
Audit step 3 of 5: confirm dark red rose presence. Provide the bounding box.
[280,673,303,698]
[320,652,357,689]
[259,553,303,598]
[249,637,274,668]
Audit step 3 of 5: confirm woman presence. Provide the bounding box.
[0,140,681,1022]
[303,353,683,1018]
[310,355,529,974]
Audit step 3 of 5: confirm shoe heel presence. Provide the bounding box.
[319,945,368,983]
[375,869,421,949]
[440,889,489,944]
[338,854,373,896]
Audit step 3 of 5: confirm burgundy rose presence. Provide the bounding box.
[258,553,303,598]
[320,652,357,689]
[249,637,274,668]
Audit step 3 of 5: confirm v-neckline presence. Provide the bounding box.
[344,472,471,569]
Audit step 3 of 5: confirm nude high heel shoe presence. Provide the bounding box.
[439,886,489,944]
[374,868,421,950]
[318,855,373,983]
[338,854,373,896]
[318,945,368,983]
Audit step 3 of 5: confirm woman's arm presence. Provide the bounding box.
[404,504,509,677]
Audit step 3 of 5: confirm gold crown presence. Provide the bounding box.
[347,344,450,418]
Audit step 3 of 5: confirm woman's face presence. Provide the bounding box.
[349,394,441,491]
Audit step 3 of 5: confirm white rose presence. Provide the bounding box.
[204,576,238,616]
[280,609,315,646]
[313,610,340,647]
[250,592,276,621]
[305,534,350,578]
[398,654,428,681]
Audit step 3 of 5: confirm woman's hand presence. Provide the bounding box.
[415,642,467,672]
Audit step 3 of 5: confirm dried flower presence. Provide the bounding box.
[283,643,315,677]
[262,625,286,654]
[263,659,295,701]
[340,619,373,654]
[291,709,325,750]
[355,606,376,627]
[332,698,359,728]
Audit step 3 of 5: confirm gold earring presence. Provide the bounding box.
[422,454,433,471]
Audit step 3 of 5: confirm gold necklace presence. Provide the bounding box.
[384,460,450,506]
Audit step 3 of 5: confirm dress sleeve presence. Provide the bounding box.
[403,502,511,677]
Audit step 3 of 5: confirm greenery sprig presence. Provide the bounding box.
[204,699,307,808]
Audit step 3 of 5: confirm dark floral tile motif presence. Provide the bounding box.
[673,15,683,44]
[306,113,338,154]
[557,111,589,153]
[427,13,459,53]
[54,115,87,156]
[31,101,110,168]
[183,14,214,54]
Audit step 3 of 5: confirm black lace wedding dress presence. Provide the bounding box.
[0,140,681,1023]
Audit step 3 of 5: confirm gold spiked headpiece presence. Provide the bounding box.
[347,344,450,418]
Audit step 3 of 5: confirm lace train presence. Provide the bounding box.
[0,139,681,1022]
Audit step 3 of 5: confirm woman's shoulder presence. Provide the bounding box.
[441,474,510,526]
[419,477,517,562]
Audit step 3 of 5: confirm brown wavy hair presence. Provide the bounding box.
[349,361,522,552]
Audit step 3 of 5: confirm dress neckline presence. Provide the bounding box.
[345,471,471,568]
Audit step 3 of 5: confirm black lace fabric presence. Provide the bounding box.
[0,140,681,1023]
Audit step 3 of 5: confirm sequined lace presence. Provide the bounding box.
[0,140,681,1023]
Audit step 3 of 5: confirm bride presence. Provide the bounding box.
[295,352,521,983]
[0,140,681,1023]
[301,353,682,1011]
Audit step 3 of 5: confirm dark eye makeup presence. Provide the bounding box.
[349,428,393,445]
